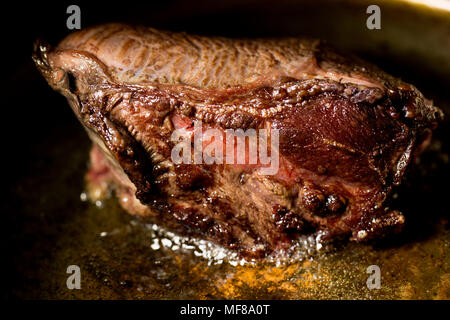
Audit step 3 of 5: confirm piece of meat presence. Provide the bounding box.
[33,24,443,259]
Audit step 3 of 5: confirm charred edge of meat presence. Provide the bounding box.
[80,98,157,204]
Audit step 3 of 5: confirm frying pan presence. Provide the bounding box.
[3,0,449,299]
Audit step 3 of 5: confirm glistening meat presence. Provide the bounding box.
[33,24,443,259]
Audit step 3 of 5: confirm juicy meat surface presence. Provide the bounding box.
[33,24,443,259]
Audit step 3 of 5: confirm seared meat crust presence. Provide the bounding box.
[34,24,443,258]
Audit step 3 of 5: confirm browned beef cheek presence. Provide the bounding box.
[33,24,443,259]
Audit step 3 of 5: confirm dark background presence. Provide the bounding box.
[2,0,449,299]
